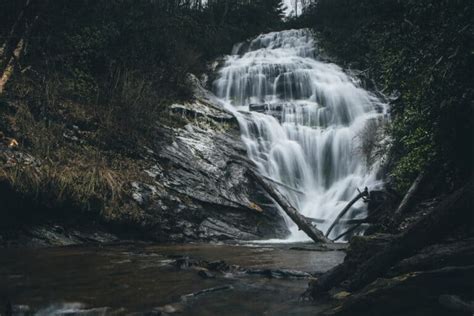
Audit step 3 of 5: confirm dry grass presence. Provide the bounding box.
[0,63,176,222]
[0,95,149,220]
[0,149,126,213]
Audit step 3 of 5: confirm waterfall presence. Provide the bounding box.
[213,29,387,241]
[282,0,304,17]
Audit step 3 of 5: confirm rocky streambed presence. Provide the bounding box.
[0,242,346,315]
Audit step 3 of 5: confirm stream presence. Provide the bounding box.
[214,29,387,240]
[0,242,345,315]
[1,29,388,316]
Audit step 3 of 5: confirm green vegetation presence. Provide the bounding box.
[1,0,471,225]
[0,0,286,222]
[297,0,473,192]
[1,0,286,147]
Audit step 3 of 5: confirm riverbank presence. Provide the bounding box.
[0,74,289,247]
[289,2,474,313]
[0,0,291,248]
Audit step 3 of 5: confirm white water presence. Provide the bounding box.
[282,0,304,16]
[214,29,387,241]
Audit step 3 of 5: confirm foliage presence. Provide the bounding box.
[0,0,286,145]
[298,0,473,192]
[0,0,286,220]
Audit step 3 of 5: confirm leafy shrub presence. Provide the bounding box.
[299,0,473,192]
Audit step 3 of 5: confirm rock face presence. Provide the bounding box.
[0,74,289,246]
[134,75,289,241]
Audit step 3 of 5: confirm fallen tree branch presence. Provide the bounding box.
[325,188,369,238]
[345,181,473,291]
[333,222,365,242]
[0,0,32,67]
[393,171,426,219]
[0,0,39,95]
[327,265,474,316]
[256,171,305,195]
[333,204,385,241]
[248,169,330,243]
[0,39,25,95]
[304,216,368,225]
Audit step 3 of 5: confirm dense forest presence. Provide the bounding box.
[0,0,472,315]
[0,0,286,225]
[297,0,473,193]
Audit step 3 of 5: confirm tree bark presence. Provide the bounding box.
[0,0,39,95]
[256,172,305,195]
[0,0,31,68]
[305,216,369,225]
[345,181,473,291]
[329,265,474,316]
[248,169,330,243]
[307,181,473,298]
[393,171,426,218]
[325,188,369,238]
[0,39,25,95]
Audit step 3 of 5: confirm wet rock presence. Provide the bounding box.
[325,265,474,316]
[0,72,289,246]
[154,304,184,314]
[245,268,312,279]
[207,260,230,272]
[131,182,158,206]
[180,285,234,302]
[145,91,289,241]
[438,295,474,314]
[332,291,351,300]
[0,223,119,247]
[248,103,283,121]
[173,257,202,269]
[197,269,215,279]
[388,239,474,276]
[198,218,259,240]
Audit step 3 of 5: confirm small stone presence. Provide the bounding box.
[333,291,351,300]
[156,304,183,314]
[198,269,215,279]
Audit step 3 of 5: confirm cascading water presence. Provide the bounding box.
[214,29,387,241]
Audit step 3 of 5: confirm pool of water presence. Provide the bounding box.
[0,242,345,315]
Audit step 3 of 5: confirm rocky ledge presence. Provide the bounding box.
[0,75,289,246]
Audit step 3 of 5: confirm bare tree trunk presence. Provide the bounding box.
[0,0,39,95]
[307,181,473,297]
[256,171,305,195]
[393,171,426,218]
[248,169,330,243]
[0,39,25,94]
[325,188,369,238]
[0,0,31,67]
[345,181,473,291]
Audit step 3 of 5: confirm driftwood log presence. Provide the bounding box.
[325,188,369,238]
[333,203,385,241]
[304,216,369,225]
[327,265,474,316]
[257,172,305,195]
[307,181,473,297]
[345,181,473,291]
[393,171,426,220]
[248,169,330,243]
